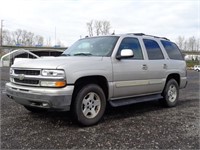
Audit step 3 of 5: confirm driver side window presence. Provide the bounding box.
[118,37,143,60]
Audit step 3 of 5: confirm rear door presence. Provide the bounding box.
[141,38,167,93]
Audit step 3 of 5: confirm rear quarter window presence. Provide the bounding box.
[161,40,184,60]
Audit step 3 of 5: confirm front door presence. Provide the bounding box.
[112,37,149,98]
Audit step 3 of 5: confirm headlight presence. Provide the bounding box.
[40,80,66,87]
[41,70,65,77]
[41,70,66,87]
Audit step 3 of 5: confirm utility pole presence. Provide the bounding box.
[1,20,4,46]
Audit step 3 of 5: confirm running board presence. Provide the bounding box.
[109,94,163,107]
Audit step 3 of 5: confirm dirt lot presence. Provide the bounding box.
[1,67,199,149]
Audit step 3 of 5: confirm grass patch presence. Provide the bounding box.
[186,60,199,68]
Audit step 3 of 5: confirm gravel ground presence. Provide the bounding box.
[0,67,199,149]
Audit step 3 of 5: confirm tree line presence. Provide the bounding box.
[176,36,200,51]
[86,20,112,37]
[2,29,45,46]
[86,20,200,51]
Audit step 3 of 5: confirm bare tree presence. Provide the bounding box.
[2,30,12,45]
[175,36,200,51]
[101,20,111,35]
[188,36,196,51]
[86,20,94,37]
[12,29,22,45]
[176,36,185,50]
[26,32,35,45]
[183,40,188,51]
[86,20,111,36]
[94,20,102,36]
[195,38,200,51]
[21,30,28,45]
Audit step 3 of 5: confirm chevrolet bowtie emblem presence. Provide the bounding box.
[18,74,25,80]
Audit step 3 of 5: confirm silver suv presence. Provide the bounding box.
[6,33,187,126]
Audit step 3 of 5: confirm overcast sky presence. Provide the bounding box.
[0,0,199,46]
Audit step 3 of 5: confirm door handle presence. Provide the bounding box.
[142,64,148,70]
[163,64,168,69]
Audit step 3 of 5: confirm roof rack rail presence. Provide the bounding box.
[126,33,145,36]
[160,37,170,40]
[126,33,170,41]
[145,34,170,40]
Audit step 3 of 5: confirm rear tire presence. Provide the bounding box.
[161,79,179,107]
[24,106,48,113]
[72,84,106,126]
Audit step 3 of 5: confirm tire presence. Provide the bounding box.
[24,106,48,113]
[73,84,106,126]
[161,79,179,107]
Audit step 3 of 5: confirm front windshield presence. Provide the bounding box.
[62,36,119,57]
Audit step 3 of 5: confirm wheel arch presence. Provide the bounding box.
[165,73,180,86]
[72,75,109,101]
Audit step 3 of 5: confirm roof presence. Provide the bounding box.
[83,33,170,41]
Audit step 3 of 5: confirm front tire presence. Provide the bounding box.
[73,84,106,126]
[161,79,179,107]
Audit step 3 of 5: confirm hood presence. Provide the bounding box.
[11,56,103,69]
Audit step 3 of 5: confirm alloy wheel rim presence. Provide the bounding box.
[82,92,101,119]
[168,84,177,102]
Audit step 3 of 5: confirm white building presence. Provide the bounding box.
[184,54,200,61]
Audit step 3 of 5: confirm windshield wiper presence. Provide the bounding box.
[73,53,92,56]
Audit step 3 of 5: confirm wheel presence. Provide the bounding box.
[73,84,106,126]
[161,79,179,107]
[24,106,48,113]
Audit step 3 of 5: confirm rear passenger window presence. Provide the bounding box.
[143,39,164,60]
[118,37,143,59]
[161,40,183,60]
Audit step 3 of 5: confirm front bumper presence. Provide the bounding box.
[6,82,74,111]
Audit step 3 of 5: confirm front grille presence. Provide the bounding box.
[14,78,39,85]
[14,69,40,75]
[12,68,64,87]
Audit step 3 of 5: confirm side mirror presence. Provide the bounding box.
[116,49,134,60]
